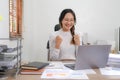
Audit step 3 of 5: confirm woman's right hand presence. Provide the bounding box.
[55,35,62,49]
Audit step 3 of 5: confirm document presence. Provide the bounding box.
[78,69,96,74]
[45,62,65,69]
[41,69,88,79]
[100,67,120,75]
[69,70,89,79]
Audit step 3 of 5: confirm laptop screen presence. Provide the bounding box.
[74,45,111,70]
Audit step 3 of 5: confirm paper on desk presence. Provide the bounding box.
[77,69,96,74]
[100,67,120,75]
[63,66,96,74]
[69,70,89,79]
[45,62,65,69]
[41,69,88,79]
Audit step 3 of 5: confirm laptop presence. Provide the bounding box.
[64,45,111,70]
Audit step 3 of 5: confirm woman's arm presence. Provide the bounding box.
[74,34,80,45]
[49,33,61,60]
[74,31,83,45]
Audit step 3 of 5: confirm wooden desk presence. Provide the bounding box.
[7,69,120,80]
[7,61,120,80]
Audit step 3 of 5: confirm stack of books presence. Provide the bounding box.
[21,62,49,75]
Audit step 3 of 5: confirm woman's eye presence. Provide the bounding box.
[64,19,69,21]
[64,19,74,22]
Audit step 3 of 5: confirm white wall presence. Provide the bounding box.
[1,0,120,62]
[0,0,9,38]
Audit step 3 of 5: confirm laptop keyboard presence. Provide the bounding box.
[64,64,75,70]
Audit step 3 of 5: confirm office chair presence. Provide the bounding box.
[54,24,61,31]
[47,24,61,61]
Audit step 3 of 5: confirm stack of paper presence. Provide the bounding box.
[107,54,120,67]
[0,57,19,69]
[100,67,120,75]
[108,54,120,62]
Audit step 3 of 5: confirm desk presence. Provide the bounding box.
[6,69,120,80]
[7,61,120,80]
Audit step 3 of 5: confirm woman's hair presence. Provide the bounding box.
[59,9,76,44]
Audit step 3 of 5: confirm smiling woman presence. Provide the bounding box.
[49,9,81,61]
[9,0,22,38]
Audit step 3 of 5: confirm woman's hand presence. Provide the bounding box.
[74,34,80,45]
[55,35,62,49]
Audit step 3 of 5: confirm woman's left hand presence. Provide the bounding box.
[74,34,80,45]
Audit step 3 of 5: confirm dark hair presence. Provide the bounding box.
[59,9,76,44]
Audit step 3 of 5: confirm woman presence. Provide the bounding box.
[49,9,81,61]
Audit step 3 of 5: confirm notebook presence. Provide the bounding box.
[21,62,49,70]
[20,68,44,75]
[65,45,111,70]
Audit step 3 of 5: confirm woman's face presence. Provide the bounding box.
[62,13,75,31]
